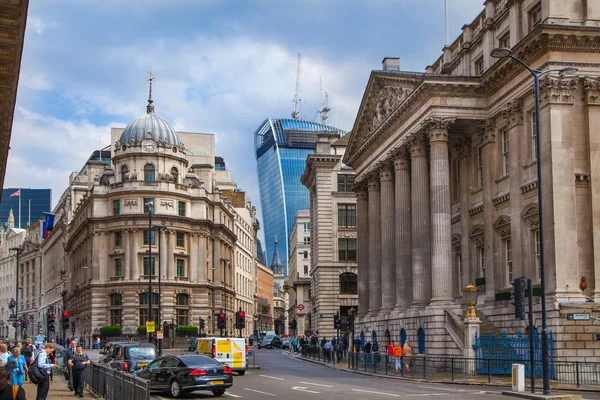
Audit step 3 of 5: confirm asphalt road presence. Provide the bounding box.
[85,348,600,399]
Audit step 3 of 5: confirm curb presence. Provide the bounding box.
[501,390,583,400]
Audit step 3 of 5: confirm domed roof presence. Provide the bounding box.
[119,73,180,147]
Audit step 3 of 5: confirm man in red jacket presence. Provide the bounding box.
[387,341,395,368]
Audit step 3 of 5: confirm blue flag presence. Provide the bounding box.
[40,220,48,239]
[44,212,56,232]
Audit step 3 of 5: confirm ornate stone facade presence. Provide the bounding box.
[344,0,600,360]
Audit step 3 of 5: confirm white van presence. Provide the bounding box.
[196,337,247,375]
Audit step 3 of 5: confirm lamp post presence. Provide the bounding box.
[490,47,578,395]
[219,257,230,332]
[463,283,478,320]
[10,247,23,342]
[153,224,167,356]
[145,201,154,344]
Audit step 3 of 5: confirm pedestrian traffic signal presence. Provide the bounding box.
[47,313,56,332]
[199,317,205,330]
[291,319,297,330]
[217,312,226,330]
[510,277,526,320]
[21,319,27,330]
[235,310,245,330]
[62,311,70,330]
[333,313,340,330]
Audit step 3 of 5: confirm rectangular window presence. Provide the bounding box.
[530,4,542,29]
[337,174,355,192]
[474,56,484,75]
[303,223,310,233]
[178,201,186,217]
[531,111,537,161]
[502,130,509,176]
[303,236,311,245]
[143,198,154,213]
[143,230,155,245]
[143,257,155,276]
[479,247,485,279]
[506,239,513,283]
[499,31,510,49]
[176,232,185,247]
[176,309,189,326]
[303,251,308,259]
[113,200,120,216]
[303,265,308,275]
[115,232,123,247]
[338,204,357,228]
[114,258,123,277]
[338,238,357,261]
[139,309,159,326]
[176,259,186,277]
[477,147,484,188]
[110,310,122,327]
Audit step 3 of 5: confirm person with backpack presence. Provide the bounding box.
[0,367,25,400]
[34,343,58,400]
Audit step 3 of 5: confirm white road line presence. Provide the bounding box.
[352,389,400,397]
[224,393,243,398]
[299,381,334,388]
[292,386,321,394]
[244,388,276,397]
[417,385,467,392]
[259,374,285,380]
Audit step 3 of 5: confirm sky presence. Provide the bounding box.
[5,0,484,246]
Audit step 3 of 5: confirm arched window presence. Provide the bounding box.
[111,293,122,306]
[339,273,358,294]
[418,328,425,354]
[121,165,129,182]
[176,293,189,306]
[144,164,155,182]
[139,292,160,305]
[171,167,179,183]
[400,329,407,346]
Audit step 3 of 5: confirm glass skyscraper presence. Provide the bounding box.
[254,118,346,275]
[0,188,51,229]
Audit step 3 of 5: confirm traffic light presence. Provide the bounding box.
[21,318,27,331]
[510,277,526,320]
[47,313,56,332]
[291,319,297,330]
[217,312,226,330]
[199,317,205,330]
[62,311,70,330]
[333,313,340,330]
[235,310,245,330]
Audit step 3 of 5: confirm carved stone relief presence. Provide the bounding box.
[502,99,524,128]
[539,75,578,105]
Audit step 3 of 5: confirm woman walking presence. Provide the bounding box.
[68,345,90,398]
[0,367,25,400]
[6,348,26,387]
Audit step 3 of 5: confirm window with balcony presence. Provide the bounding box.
[176,259,186,277]
[337,174,355,192]
[178,201,186,217]
[114,232,123,247]
[339,273,358,294]
[114,259,122,277]
[143,257,156,276]
[113,200,121,216]
[338,238,357,261]
[338,204,356,228]
[176,232,185,247]
[144,164,155,182]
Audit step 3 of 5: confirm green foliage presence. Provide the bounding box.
[176,325,198,336]
[99,326,122,336]
[137,325,147,334]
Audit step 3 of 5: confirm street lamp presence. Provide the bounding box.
[463,283,478,320]
[491,47,578,395]
[9,247,23,342]
[219,257,230,331]
[152,223,167,356]
[145,201,154,344]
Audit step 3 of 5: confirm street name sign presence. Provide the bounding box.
[320,314,334,318]
[567,313,590,321]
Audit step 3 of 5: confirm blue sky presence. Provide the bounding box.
[6,0,483,245]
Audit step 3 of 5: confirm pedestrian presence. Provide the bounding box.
[66,340,76,391]
[93,337,100,350]
[402,340,413,374]
[21,340,34,382]
[387,341,394,368]
[6,348,26,387]
[0,367,26,400]
[35,343,58,400]
[323,340,333,362]
[364,341,372,366]
[68,345,90,398]
[0,345,9,367]
[320,337,327,348]
[393,342,403,374]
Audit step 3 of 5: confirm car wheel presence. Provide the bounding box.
[212,389,225,396]
[169,380,183,398]
[237,370,246,376]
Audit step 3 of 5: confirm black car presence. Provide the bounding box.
[108,343,156,373]
[98,341,130,365]
[136,355,233,398]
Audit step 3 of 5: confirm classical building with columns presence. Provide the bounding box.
[288,210,312,336]
[344,0,600,360]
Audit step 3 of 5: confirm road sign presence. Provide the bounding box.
[567,313,590,321]
[156,330,163,340]
[320,314,334,318]
[297,304,305,311]
[146,321,155,333]
[247,350,253,357]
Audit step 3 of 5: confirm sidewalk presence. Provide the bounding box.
[22,376,94,399]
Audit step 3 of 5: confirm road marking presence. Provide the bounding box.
[352,389,400,397]
[417,385,467,392]
[299,381,334,388]
[244,388,276,397]
[224,393,242,398]
[259,374,285,380]
[292,386,321,394]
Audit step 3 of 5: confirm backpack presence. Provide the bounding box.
[28,353,48,385]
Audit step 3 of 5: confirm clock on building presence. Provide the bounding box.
[142,139,156,152]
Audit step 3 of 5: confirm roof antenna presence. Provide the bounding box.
[444,0,449,46]
[146,67,155,114]
[291,54,302,120]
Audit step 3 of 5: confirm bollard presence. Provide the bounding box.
[512,364,525,392]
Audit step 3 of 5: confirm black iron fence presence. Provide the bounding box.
[85,362,150,400]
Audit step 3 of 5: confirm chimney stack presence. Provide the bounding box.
[382,57,400,71]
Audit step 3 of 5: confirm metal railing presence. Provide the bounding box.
[85,362,150,400]
[341,353,600,388]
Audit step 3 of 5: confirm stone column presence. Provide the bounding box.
[393,148,412,310]
[410,133,432,307]
[426,116,456,305]
[160,229,168,281]
[454,135,472,290]
[479,119,497,301]
[123,230,130,280]
[190,233,199,283]
[198,234,207,282]
[380,163,396,313]
[131,229,139,279]
[356,184,369,317]
[167,230,175,279]
[367,174,382,315]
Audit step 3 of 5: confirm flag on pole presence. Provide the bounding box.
[9,189,20,198]
[40,220,49,239]
[44,212,56,232]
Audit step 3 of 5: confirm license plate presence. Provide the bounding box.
[210,381,224,385]
[137,363,148,368]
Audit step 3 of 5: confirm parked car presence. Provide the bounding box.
[98,341,130,365]
[108,343,156,373]
[258,336,281,349]
[281,338,290,349]
[136,355,233,398]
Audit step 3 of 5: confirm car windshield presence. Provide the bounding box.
[127,347,155,358]
[179,355,220,367]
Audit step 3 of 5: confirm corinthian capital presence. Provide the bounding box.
[584,77,600,105]
[393,147,410,170]
[477,118,495,145]
[502,99,523,128]
[379,162,394,181]
[367,174,380,192]
[423,116,455,143]
[410,133,427,158]
[539,75,578,105]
